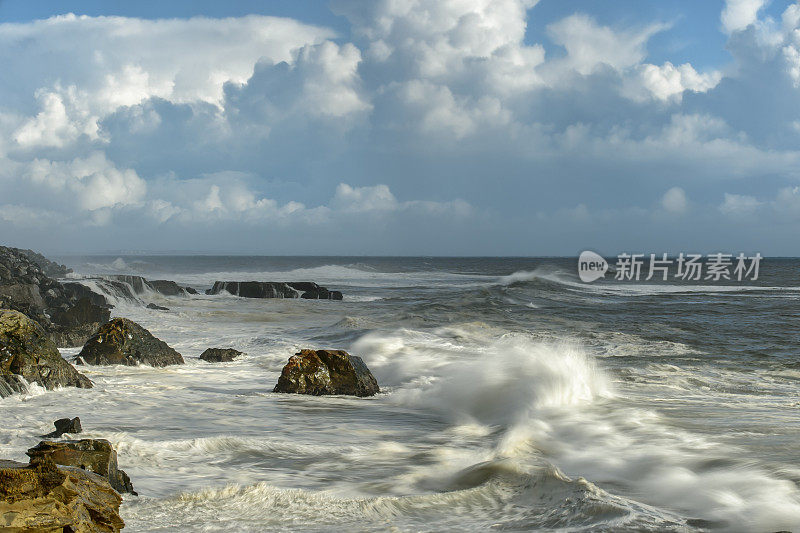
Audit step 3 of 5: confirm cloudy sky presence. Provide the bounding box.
[0,0,798,255]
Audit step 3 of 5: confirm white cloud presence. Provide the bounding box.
[719,193,762,214]
[546,14,668,75]
[25,152,146,211]
[635,62,722,102]
[661,187,688,213]
[721,0,768,34]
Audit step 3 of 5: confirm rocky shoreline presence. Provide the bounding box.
[0,246,379,531]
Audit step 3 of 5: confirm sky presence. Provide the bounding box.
[0,0,799,256]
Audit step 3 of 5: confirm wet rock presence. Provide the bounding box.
[0,309,92,398]
[41,417,83,439]
[0,246,112,348]
[199,348,244,362]
[10,248,72,278]
[106,275,193,297]
[50,297,110,347]
[27,439,136,495]
[206,281,343,300]
[273,349,380,397]
[0,456,124,532]
[185,286,198,295]
[62,281,114,308]
[146,303,169,311]
[75,317,184,367]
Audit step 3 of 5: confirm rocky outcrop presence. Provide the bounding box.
[206,281,343,300]
[146,303,169,311]
[199,348,243,362]
[0,309,92,398]
[107,275,193,298]
[0,456,124,532]
[10,247,72,278]
[75,318,184,367]
[27,439,136,495]
[273,349,380,397]
[41,417,82,439]
[0,246,111,347]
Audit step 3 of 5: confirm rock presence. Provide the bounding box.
[199,348,244,362]
[62,281,114,308]
[273,349,380,397]
[0,456,124,532]
[0,309,92,398]
[146,303,169,311]
[206,281,298,298]
[185,286,198,295]
[75,318,184,367]
[10,248,72,278]
[0,246,113,348]
[206,281,344,300]
[41,417,82,438]
[27,439,136,496]
[53,298,110,328]
[106,275,192,297]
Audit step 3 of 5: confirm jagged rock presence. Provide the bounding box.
[199,348,243,363]
[146,303,169,311]
[206,281,343,300]
[206,281,298,298]
[41,417,83,439]
[62,281,114,308]
[106,275,192,297]
[27,439,136,496]
[0,246,112,348]
[0,309,92,398]
[10,248,72,278]
[75,318,184,367]
[48,297,110,348]
[185,286,198,295]
[273,349,380,397]
[0,456,124,532]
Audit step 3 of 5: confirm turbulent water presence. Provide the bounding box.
[2,256,800,532]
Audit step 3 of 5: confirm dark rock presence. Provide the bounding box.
[27,439,136,495]
[206,281,298,298]
[62,281,113,308]
[206,281,344,299]
[75,317,184,367]
[199,348,244,362]
[0,246,113,348]
[149,280,186,296]
[53,297,110,328]
[273,349,380,397]
[185,286,198,295]
[0,456,124,532]
[0,309,92,398]
[41,417,83,438]
[146,303,169,311]
[10,248,72,278]
[106,275,192,297]
[49,321,104,349]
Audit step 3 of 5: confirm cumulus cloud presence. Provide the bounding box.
[1,2,800,253]
[661,187,688,214]
[721,0,768,34]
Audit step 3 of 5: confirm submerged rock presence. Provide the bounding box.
[146,303,169,311]
[0,456,124,532]
[41,417,83,439]
[199,348,243,362]
[27,439,136,495]
[75,317,184,367]
[0,309,92,398]
[273,349,379,397]
[206,281,343,300]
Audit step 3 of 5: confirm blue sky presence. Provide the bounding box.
[0,0,798,255]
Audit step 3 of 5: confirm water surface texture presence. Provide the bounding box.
[3,256,799,532]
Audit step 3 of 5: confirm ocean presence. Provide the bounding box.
[2,256,799,532]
